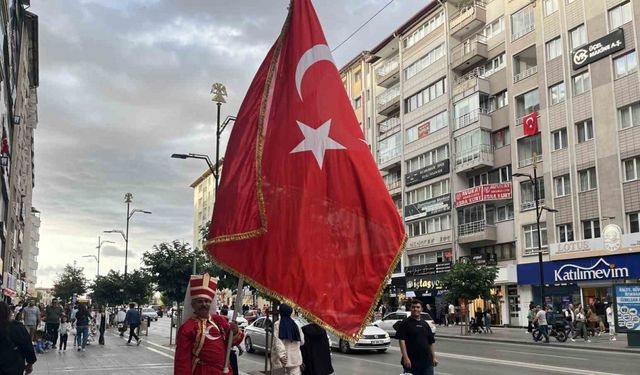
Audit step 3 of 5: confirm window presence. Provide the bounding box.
[404,44,445,80]
[406,112,448,143]
[406,179,450,204]
[515,89,540,123]
[517,134,542,167]
[576,119,594,143]
[523,223,548,254]
[489,91,508,112]
[354,96,361,109]
[569,24,587,50]
[378,133,402,163]
[623,156,640,182]
[609,1,632,29]
[557,224,574,243]
[511,6,535,40]
[583,219,600,239]
[482,16,504,39]
[619,103,640,129]
[549,82,566,105]
[552,128,568,151]
[407,214,451,237]
[468,173,488,188]
[405,77,446,113]
[489,165,512,183]
[403,11,445,49]
[578,167,597,192]
[454,92,490,129]
[354,70,361,82]
[455,129,492,166]
[492,128,510,149]
[544,0,558,16]
[629,213,640,233]
[572,71,591,96]
[484,54,506,76]
[546,37,562,60]
[614,51,638,79]
[471,243,516,261]
[406,145,449,173]
[554,174,571,197]
[496,204,514,222]
[520,177,545,210]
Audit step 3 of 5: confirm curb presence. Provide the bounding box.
[436,333,640,354]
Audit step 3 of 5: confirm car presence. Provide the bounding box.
[243,309,258,323]
[225,310,249,329]
[244,316,311,354]
[372,311,436,336]
[142,307,159,321]
[328,324,390,354]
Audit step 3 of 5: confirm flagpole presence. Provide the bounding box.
[223,278,245,373]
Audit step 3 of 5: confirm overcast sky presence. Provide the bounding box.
[30,0,428,287]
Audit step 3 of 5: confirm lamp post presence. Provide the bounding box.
[81,255,99,277]
[513,162,558,307]
[171,153,216,175]
[92,236,115,277]
[105,194,151,277]
[210,82,227,192]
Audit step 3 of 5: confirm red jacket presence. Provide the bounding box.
[174,315,244,375]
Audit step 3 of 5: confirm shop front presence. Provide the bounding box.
[405,261,451,315]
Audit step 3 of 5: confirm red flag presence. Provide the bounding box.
[523,112,538,135]
[206,0,405,339]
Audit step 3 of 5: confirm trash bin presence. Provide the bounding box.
[627,330,640,347]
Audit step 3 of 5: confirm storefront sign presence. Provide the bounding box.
[454,183,512,207]
[406,276,446,291]
[517,253,640,285]
[405,160,449,186]
[405,261,452,277]
[572,28,625,70]
[404,194,451,222]
[614,284,640,332]
[549,224,640,260]
[460,253,497,266]
[406,231,452,250]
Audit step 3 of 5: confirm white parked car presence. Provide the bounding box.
[224,310,249,329]
[141,307,158,321]
[372,311,436,336]
[328,324,390,353]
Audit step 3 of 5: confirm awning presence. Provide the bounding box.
[2,288,16,297]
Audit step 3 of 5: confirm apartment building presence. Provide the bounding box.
[191,167,216,252]
[1,0,39,303]
[340,0,640,326]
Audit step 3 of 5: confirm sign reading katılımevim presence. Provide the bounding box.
[572,28,625,70]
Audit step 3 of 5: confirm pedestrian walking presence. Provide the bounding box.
[272,304,305,375]
[124,303,142,346]
[97,306,106,345]
[484,309,493,334]
[300,323,334,375]
[526,305,536,333]
[116,307,127,337]
[533,305,549,343]
[606,305,616,341]
[44,300,63,349]
[397,299,437,375]
[0,301,36,375]
[74,304,90,351]
[563,304,575,337]
[447,302,455,326]
[586,306,599,336]
[58,316,70,352]
[21,300,40,343]
[474,308,485,334]
[571,305,590,342]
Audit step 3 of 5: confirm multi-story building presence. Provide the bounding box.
[191,168,215,251]
[23,207,39,292]
[340,0,640,326]
[0,0,39,303]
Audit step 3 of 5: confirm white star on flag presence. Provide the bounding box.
[290,119,346,169]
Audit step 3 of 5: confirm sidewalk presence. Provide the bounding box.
[434,324,640,353]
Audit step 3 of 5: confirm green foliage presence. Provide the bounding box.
[198,221,239,291]
[52,265,88,303]
[440,261,498,305]
[91,270,153,306]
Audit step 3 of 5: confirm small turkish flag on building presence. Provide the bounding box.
[523,112,538,135]
[205,0,406,340]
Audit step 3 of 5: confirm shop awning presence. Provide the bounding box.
[2,288,16,297]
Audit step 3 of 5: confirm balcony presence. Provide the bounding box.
[457,219,497,244]
[513,66,537,84]
[517,153,542,168]
[376,55,400,88]
[378,117,401,137]
[520,198,545,212]
[453,67,490,101]
[378,146,402,166]
[454,107,491,131]
[455,144,494,173]
[386,180,402,196]
[451,35,488,71]
[450,0,487,39]
[376,83,400,116]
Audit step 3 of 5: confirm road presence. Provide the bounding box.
[138,316,640,374]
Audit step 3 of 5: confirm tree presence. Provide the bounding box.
[439,261,498,334]
[91,269,153,306]
[52,265,88,303]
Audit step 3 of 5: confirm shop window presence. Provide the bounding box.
[583,219,601,239]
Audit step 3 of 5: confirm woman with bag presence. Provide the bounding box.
[74,304,90,351]
[271,304,305,375]
[0,301,36,375]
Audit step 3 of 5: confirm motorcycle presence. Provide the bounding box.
[532,319,568,342]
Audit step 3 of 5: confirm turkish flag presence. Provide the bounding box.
[206,0,406,339]
[523,112,538,135]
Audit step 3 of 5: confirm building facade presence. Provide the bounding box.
[191,168,215,251]
[23,208,39,292]
[0,0,39,303]
[340,0,640,326]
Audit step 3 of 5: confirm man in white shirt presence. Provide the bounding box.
[606,305,616,341]
[533,305,549,343]
[564,303,575,336]
[116,307,127,337]
[448,303,455,326]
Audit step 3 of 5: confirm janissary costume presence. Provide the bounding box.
[174,274,244,375]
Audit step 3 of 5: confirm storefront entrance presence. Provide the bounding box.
[582,286,612,306]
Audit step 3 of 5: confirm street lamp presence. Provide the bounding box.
[513,164,558,307]
[91,236,115,277]
[171,153,216,176]
[104,193,152,277]
[82,255,99,277]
